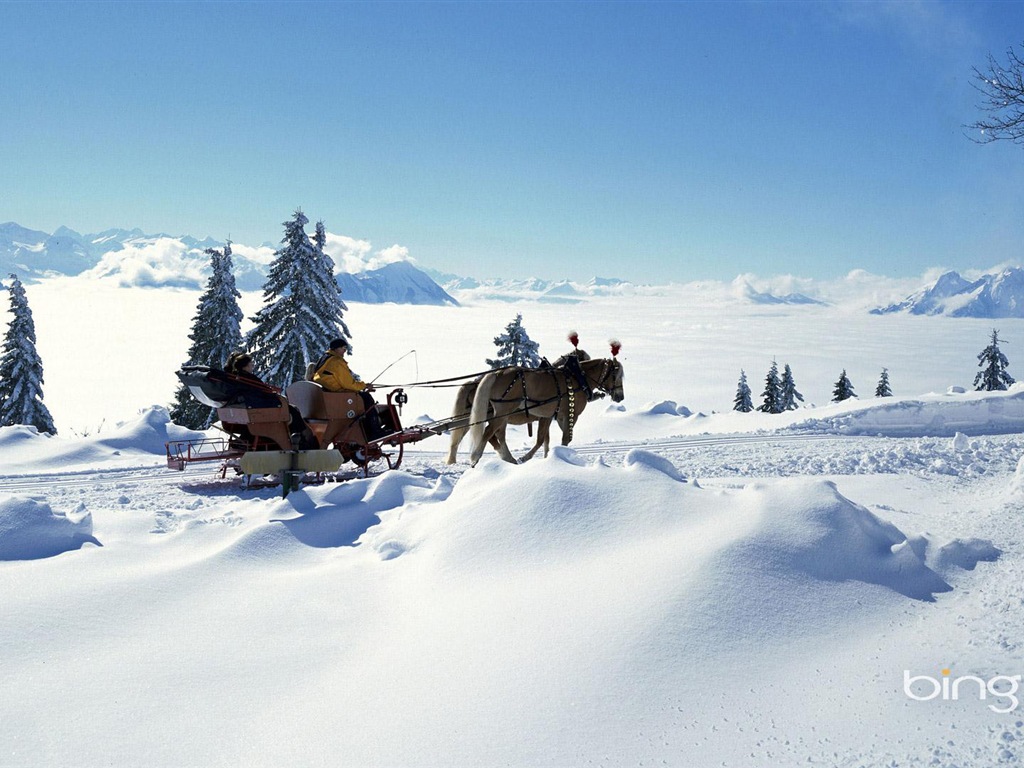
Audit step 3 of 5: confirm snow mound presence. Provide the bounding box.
[0,424,52,449]
[623,448,687,482]
[790,388,1024,437]
[931,538,1002,573]
[640,399,691,416]
[369,451,953,626]
[213,472,453,565]
[0,406,204,473]
[0,495,97,560]
[97,405,200,453]
[728,480,952,602]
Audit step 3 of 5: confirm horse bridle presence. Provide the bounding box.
[582,359,622,401]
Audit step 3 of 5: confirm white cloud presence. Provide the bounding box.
[321,233,414,274]
[228,242,276,267]
[83,237,205,289]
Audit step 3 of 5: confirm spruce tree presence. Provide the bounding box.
[247,211,349,388]
[832,369,856,402]
[486,313,541,368]
[733,369,753,412]
[779,363,804,411]
[0,274,56,434]
[758,360,782,414]
[171,242,244,428]
[314,219,352,341]
[875,368,893,398]
[974,329,1014,391]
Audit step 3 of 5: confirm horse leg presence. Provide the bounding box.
[445,381,476,465]
[490,421,519,464]
[520,418,550,462]
[446,424,467,464]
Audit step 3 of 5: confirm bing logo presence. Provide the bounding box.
[904,667,1022,714]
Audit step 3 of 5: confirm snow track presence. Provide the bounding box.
[0,463,213,493]
[4,430,1022,494]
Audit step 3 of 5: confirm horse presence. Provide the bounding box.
[445,351,592,465]
[467,345,625,466]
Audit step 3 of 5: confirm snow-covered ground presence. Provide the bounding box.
[3,278,1024,766]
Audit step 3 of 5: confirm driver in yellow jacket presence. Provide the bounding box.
[312,338,386,439]
[312,338,369,393]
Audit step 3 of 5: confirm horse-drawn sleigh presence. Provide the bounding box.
[166,338,625,493]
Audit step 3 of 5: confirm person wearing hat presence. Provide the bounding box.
[312,338,385,438]
[312,338,370,393]
[224,351,315,448]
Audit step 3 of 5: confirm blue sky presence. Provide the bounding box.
[3,0,1024,283]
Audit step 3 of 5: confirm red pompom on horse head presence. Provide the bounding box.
[609,339,622,357]
[568,331,579,349]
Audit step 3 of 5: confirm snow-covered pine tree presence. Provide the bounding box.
[170,242,244,428]
[779,363,804,411]
[314,219,351,342]
[486,313,541,368]
[875,367,893,397]
[246,211,349,388]
[733,369,753,412]
[758,360,782,414]
[0,274,56,434]
[974,329,1014,391]
[832,369,856,402]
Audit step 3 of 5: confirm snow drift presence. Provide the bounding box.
[0,495,95,560]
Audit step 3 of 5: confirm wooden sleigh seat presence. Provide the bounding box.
[217,395,293,452]
[284,381,368,449]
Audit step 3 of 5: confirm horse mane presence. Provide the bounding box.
[552,348,591,367]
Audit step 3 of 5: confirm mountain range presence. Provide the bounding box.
[0,223,457,306]
[5,222,1024,317]
[872,267,1024,318]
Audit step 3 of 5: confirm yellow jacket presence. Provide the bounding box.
[313,350,367,392]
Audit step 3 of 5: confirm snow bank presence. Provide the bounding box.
[0,495,96,560]
[790,387,1024,437]
[0,406,204,473]
[568,386,1024,445]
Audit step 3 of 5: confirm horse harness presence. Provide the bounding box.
[492,357,619,443]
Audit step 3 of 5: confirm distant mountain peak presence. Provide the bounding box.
[873,266,1024,318]
[0,221,457,304]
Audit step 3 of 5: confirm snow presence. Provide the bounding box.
[3,278,1024,765]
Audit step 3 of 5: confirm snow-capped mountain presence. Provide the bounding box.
[336,261,458,306]
[0,222,455,305]
[873,267,1024,318]
[731,278,825,306]
[441,275,639,303]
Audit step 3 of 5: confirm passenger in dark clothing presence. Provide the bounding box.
[224,352,313,447]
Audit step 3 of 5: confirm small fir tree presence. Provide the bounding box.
[247,211,349,388]
[758,360,782,414]
[171,242,244,428]
[875,368,893,398]
[779,363,804,411]
[733,369,753,412]
[832,369,856,402]
[975,329,1014,391]
[0,274,56,434]
[486,313,541,368]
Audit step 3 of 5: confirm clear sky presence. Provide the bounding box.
[3,0,1024,283]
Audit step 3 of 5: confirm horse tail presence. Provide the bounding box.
[446,379,477,464]
[468,371,499,457]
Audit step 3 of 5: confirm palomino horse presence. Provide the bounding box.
[468,346,625,466]
[445,351,592,465]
